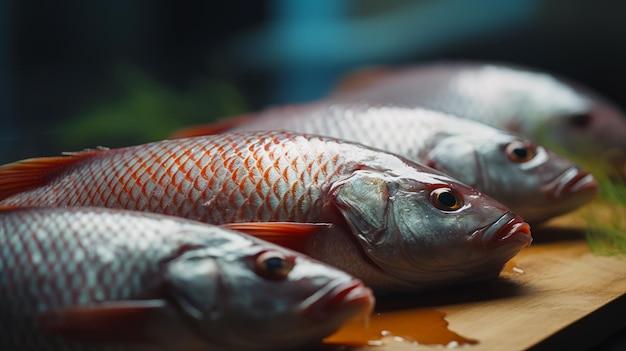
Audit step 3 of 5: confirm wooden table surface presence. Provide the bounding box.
[323,216,626,351]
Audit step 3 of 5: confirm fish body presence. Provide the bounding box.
[0,131,531,292]
[333,62,626,169]
[0,206,373,351]
[172,102,598,223]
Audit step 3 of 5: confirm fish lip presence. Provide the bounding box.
[301,279,374,321]
[470,213,532,250]
[542,167,598,199]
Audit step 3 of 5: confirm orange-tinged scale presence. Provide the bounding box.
[0,131,531,293]
[0,207,374,350]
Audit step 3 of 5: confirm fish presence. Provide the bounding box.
[0,206,374,351]
[332,62,626,172]
[171,102,598,223]
[0,131,532,292]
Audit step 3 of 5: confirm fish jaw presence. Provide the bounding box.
[469,212,532,251]
[171,246,375,351]
[534,166,599,221]
[460,212,531,283]
[326,165,533,292]
[543,167,598,199]
[424,128,600,224]
[300,278,374,322]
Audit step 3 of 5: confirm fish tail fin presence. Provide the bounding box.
[0,150,102,201]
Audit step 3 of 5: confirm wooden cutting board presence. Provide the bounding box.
[324,217,626,351]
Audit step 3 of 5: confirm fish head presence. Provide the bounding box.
[507,68,626,172]
[424,132,598,223]
[329,168,532,291]
[540,102,626,173]
[163,239,374,350]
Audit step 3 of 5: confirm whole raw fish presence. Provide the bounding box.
[333,62,626,171]
[0,206,373,351]
[0,131,532,292]
[171,102,598,223]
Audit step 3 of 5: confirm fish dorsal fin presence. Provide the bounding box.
[0,149,103,201]
[222,222,331,253]
[169,114,256,139]
[333,66,395,95]
[37,300,169,344]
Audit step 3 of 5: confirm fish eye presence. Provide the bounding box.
[567,113,592,128]
[505,141,536,163]
[254,251,295,281]
[430,187,463,211]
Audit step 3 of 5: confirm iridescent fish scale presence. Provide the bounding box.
[0,210,175,350]
[1,132,373,228]
[0,209,244,350]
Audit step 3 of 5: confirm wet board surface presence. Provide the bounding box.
[324,216,626,351]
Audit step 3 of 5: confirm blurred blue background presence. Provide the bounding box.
[3,0,626,164]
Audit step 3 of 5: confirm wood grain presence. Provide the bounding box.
[331,220,626,351]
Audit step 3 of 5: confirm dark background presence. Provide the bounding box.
[2,1,626,348]
[3,0,626,165]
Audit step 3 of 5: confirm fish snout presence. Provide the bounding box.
[301,279,374,321]
[542,166,598,200]
[471,213,532,250]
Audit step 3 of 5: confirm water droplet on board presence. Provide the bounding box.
[323,308,477,348]
[500,258,525,278]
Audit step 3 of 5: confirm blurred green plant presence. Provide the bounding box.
[57,65,248,150]
[537,125,626,255]
[578,167,626,255]
[557,151,626,255]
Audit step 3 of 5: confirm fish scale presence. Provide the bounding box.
[181,102,599,223]
[0,131,533,292]
[1,210,172,350]
[332,62,626,173]
[0,133,353,224]
[0,207,374,351]
[7,210,164,349]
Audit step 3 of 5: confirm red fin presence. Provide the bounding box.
[333,66,395,95]
[0,206,47,215]
[0,205,26,212]
[0,150,102,201]
[222,222,331,253]
[169,114,256,139]
[38,300,168,344]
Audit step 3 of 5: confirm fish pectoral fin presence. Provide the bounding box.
[169,114,256,139]
[222,222,332,253]
[37,299,171,345]
[0,150,103,201]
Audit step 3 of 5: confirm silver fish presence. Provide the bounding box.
[0,131,532,293]
[333,62,626,170]
[171,102,598,223]
[0,206,374,351]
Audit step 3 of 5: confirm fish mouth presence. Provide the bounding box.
[470,213,532,250]
[301,279,374,321]
[542,167,598,200]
